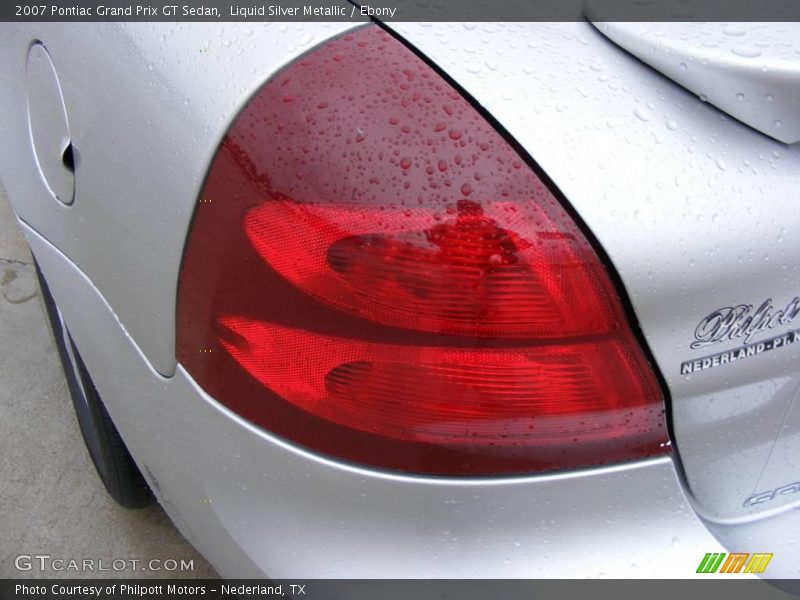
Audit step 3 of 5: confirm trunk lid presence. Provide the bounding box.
[384,21,800,521]
[589,22,800,144]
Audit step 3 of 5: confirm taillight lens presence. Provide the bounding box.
[244,197,616,338]
[177,25,668,475]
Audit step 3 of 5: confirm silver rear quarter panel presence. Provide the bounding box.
[2,21,799,576]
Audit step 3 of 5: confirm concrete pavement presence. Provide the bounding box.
[0,183,217,579]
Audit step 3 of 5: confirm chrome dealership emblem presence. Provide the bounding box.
[681,297,800,374]
[691,297,800,349]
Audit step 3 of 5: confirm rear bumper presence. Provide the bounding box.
[167,386,723,579]
[25,220,729,579]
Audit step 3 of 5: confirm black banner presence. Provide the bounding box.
[4,579,800,600]
[4,0,800,22]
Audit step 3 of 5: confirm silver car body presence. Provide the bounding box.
[1,20,799,578]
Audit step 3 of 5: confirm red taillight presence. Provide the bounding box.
[244,197,616,338]
[178,25,668,475]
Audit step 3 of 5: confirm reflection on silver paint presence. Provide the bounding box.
[590,22,800,144]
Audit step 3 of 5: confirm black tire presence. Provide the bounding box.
[35,259,154,509]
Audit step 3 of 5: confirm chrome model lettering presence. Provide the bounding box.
[743,482,800,508]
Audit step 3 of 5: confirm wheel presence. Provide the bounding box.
[35,259,154,509]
